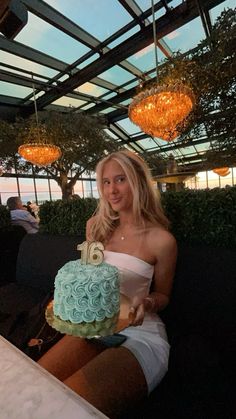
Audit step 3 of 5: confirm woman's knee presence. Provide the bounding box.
[64,347,148,418]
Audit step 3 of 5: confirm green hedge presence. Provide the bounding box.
[39,197,98,236]
[3,187,235,248]
[162,186,236,248]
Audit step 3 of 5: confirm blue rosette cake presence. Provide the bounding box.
[46,241,120,338]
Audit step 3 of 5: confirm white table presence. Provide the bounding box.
[0,336,108,419]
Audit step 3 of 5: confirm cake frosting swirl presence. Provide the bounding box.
[52,259,120,337]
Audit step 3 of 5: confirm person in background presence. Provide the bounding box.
[7,196,39,234]
[26,201,36,218]
[38,150,177,418]
[29,201,40,222]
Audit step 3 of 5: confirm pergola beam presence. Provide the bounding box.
[118,0,173,57]
[0,36,122,93]
[19,0,225,115]
[22,0,146,78]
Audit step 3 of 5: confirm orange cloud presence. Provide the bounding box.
[167,30,179,40]
[135,44,153,58]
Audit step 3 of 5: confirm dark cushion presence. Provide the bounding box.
[0,225,26,284]
[162,244,236,343]
[0,233,85,327]
[0,233,83,322]
[166,334,234,419]
[16,233,85,292]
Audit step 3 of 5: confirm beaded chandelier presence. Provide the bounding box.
[213,167,230,177]
[128,0,194,142]
[18,77,61,166]
[129,82,195,141]
[18,142,61,166]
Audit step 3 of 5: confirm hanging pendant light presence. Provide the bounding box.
[18,142,61,166]
[128,0,195,141]
[18,77,61,166]
[213,167,230,177]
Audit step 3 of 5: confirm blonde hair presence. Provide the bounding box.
[90,150,169,242]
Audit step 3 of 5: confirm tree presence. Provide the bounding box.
[0,112,121,200]
[158,8,236,168]
[0,110,169,197]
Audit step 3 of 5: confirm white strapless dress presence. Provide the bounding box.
[104,250,170,393]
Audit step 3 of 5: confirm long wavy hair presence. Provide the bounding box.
[90,150,170,243]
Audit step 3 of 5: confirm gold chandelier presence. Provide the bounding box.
[213,167,230,177]
[129,82,194,141]
[128,1,195,142]
[18,77,61,166]
[18,142,61,166]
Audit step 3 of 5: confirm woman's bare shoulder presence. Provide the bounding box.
[145,226,177,269]
[148,225,177,251]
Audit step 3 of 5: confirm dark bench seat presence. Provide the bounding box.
[0,225,26,286]
[132,244,236,419]
[0,234,235,418]
[0,233,84,338]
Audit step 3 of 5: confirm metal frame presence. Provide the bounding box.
[0,0,228,171]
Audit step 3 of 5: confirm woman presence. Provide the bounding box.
[38,150,177,418]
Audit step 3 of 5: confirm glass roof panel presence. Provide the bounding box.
[128,142,143,152]
[127,43,166,73]
[105,129,119,139]
[163,16,205,53]
[15,12,90,63]
[100,107,120,114]
[195,143,211,153]
[75,83,109,97]
[77,103,95,111]
[177,145,197,154]
[108,26,139,49]
[116,118,140,135]
[0,51,58,78]
[98,65,135,86]
[137,137,162,149]
[77,53,101,69]
[172,151,185,160]
[51,96,86,108]
[47,0,133,41]
[136,0,183,20]
[0,81,33,98]
[210,0,235,22]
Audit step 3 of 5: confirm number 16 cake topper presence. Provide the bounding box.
[77,241,104,265]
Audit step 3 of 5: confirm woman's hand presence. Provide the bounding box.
[128,295,158,326]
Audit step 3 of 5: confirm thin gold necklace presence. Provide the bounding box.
[116,225,126,241]
[117,229,125,240]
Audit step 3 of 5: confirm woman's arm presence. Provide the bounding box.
[129,229,177,326]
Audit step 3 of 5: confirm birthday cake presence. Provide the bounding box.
[48,241,120,338]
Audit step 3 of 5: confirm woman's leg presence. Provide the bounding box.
[64,346,148,419]
[38,335,106,381]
